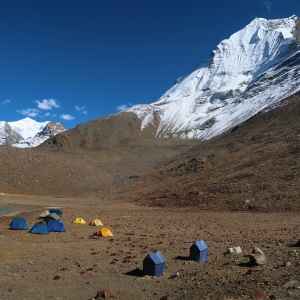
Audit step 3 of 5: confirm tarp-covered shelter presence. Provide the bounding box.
[89,219,103,226]
[95,228,113,237]
[29,222,49,235]
[72,218,86,225]
[49,209,62,216]
[9,217,29,230]
[39,210,50,218]
[143,251,166,277]
[47,219,66,232]
[189,239,208,262]
[46,213,61,220]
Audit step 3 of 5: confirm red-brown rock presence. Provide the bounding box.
[96,290,112,299]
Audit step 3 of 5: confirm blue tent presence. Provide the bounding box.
[143,251,166,277]
[29,222,49,235]
[9,217,29,230]
[49,209,62,216]
[189,239,208,262]
[47,219,66,232]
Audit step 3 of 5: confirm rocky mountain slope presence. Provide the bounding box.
[120,93,300,212]
[0,117,66,147]
[0,92,299,212]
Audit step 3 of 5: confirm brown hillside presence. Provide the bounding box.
[117,93,300,212]
[0,93,299,211]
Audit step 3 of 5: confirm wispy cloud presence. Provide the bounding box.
[60,114,74,121]
[75,105,87,115]
[2,99,11,105]
[116,102,133,112]
[263,1,273,12]
[17,108,40,117]
[36,98,60,110]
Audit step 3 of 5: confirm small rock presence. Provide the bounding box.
[250,291,266,298]
[233,246,242,253]
[227,246,242,254]
[252,247,264,254]
[96,290,112,299]
[285,261,291,267]
[160,296,172,300]
[249,247,266,265]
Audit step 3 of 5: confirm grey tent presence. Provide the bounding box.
[46,213,61,220]
[39,210,50,218]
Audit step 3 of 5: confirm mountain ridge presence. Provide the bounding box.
[0,117,66,147]
[126,15,300,140]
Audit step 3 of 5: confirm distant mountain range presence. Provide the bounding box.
[0,117,66,148]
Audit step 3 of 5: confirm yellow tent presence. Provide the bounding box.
[95,228,114,237]
[89,219,103,226]
[72,218,86,224]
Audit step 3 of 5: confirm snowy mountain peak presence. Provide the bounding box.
[127,15,300,140]
[0,118,66,147]
[8,117,50,139]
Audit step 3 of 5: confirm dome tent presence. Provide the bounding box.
[49,209,62,216]
[29,222,49,235]
[72,218,86,224]
[95,228,114,237]
[9,217,29,230]
[47,219,66,232]
[39,210,50,218]
[89,219,103,226]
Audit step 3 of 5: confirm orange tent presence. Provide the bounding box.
[95,228,114,237]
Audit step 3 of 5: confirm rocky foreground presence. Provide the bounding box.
[0,196,299,300]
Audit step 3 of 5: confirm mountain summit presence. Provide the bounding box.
[0,117,66,147]
[126,15,300,140]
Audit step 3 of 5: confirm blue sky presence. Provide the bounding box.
[1,0,300,129]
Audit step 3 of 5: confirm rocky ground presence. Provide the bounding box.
[0,196,300,300]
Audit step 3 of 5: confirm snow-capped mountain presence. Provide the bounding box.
[8,117,50,139]
[0,117,66,147]
[0,121,23,145]
[127,15,300,140]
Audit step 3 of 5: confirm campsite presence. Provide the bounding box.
[0,196,300,300]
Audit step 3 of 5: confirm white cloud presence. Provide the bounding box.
[36,98,60,110]
[17,108,40,117]
[263,1,273,11]
[116,103,133,112]
[75,105,84,111]
[60,114,74,121]
[75,105,88,115]
[2,99,11,105]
